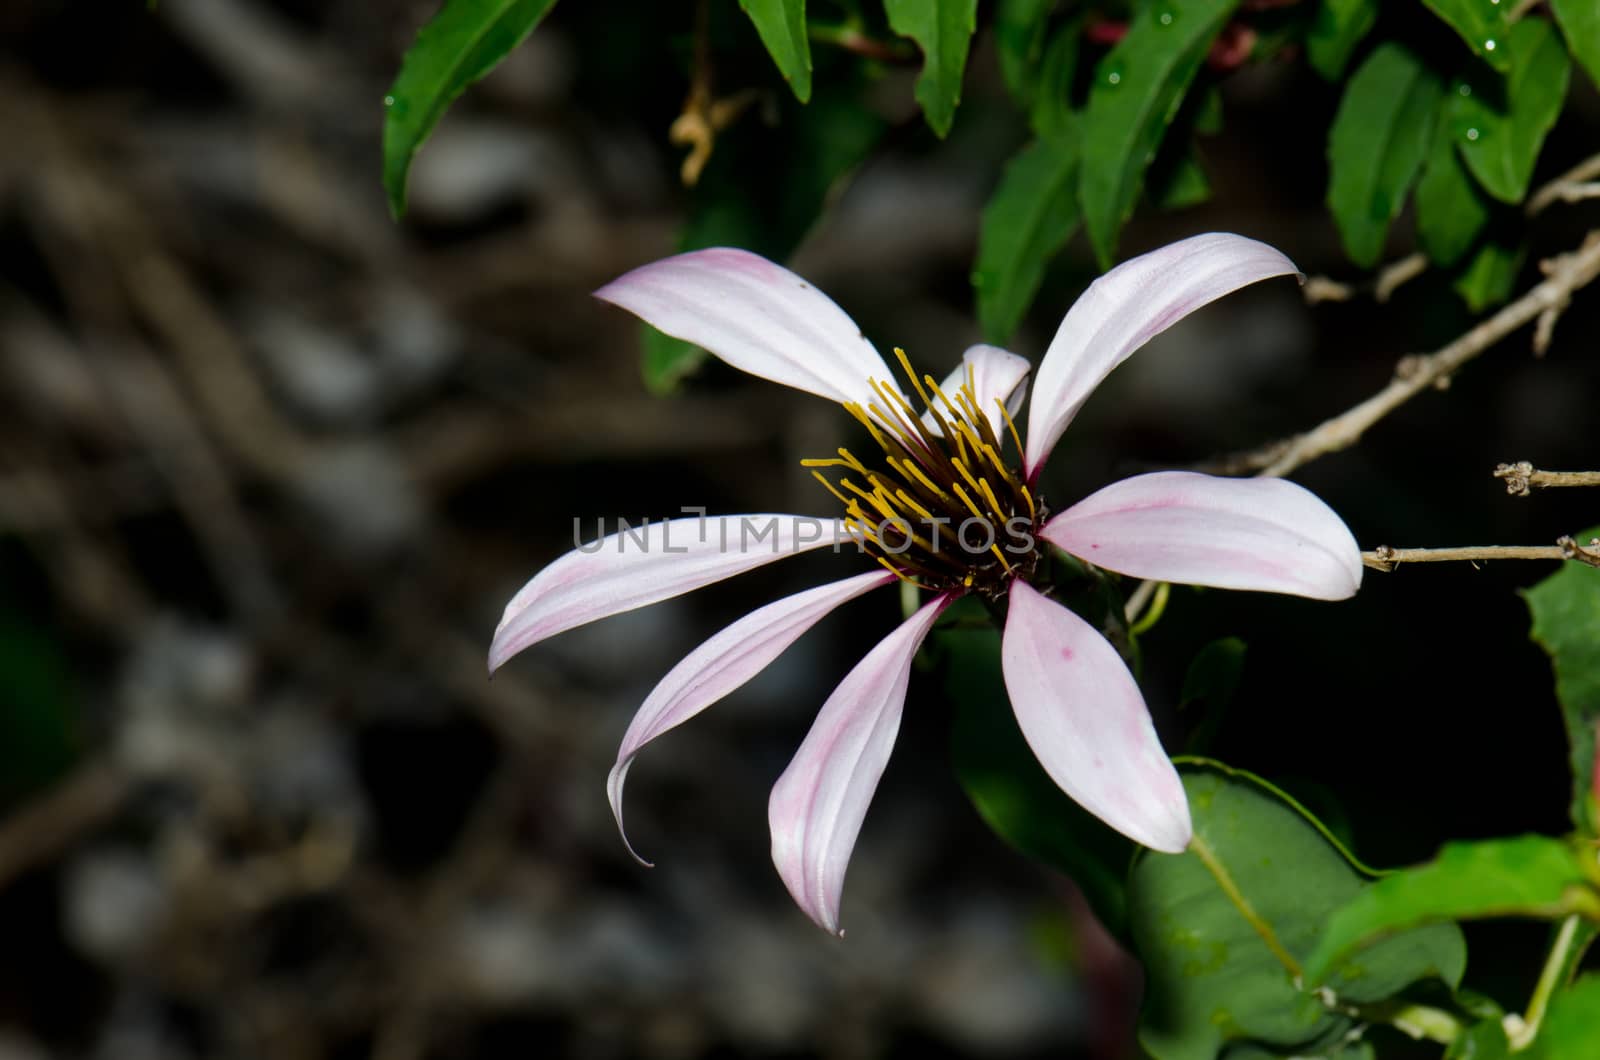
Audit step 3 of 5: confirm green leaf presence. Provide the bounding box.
[974,136,1081,343]
[1415,94,1491,267]
[995,0,1055,108]
[0,606,76,808]
[942,624,1133,938]
[884,0,979,137]
[1079,0,1238,266]
[1551,0,1600,91]
[1529,975,1600,1059]
[1526,540,1600,834]
[641,86,885,391]
[1420,0,1512,72]
[1178,636,1245,755]
[739,0,812,102]
[1132,761,1466,1060]
[383,0,561,218]
[1306,0,1378,80]
[1303,836,1600,987]
[1452,231,1524,312]
[1446,1019,1512,1060]
[1147,146,1211,211]
[1326,43,1443,268]
[1453,17,1571,204]
[1225,1043,1374,1060]
[1029,21,1081,143]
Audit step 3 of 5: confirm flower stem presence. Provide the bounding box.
[1516,915,1597,1048]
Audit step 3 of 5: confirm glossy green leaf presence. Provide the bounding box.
[995,0,1055,108]
[1452,232,1524,312]
[1453,18,1571,204]
[641,88,885,391]
[1326,43,1443,268]
[1446,1019,1512,1060]
[1528,975,1600,1059]
[383,0,560,218]
[1303,836,1600,987]
[942,623,1134,937]
[1078,0,1237,266]
[1551,0,1600,91]
[1526,539,1600,834]
[1306,0,1378,80]
[1415,94,1491,267]
[1420,0,1512,72]
[1029,21,1081,143]
[1132,761,1466,1060]
[974,136,1081,344]
[739,0,811,102]
[884,0,979,137]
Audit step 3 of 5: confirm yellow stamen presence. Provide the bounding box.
[997,397,1025,458]
[810,470,853,506]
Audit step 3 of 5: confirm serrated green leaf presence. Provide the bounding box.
[942,624,1133,938]
[1078,0,1237,266]
[1132,761,1466,1060]
[995,0,1056,108]
[1326,43,1443,268]
[383,0,561,218]
[1303,836,1600,987]
[1306,0,1378,80]
[1528,975,1600,1060]
[1453,18,1571,204]
[884,0,979,137]
[974,136,1081,343]
[1526,538,1600,834]
[1416,94,1491,267]
[1029,21,1081,143]
[1453,232,1524,312]
[1421,0,1512,72]
[1446,1019,1512,1060]
[739,0,812,102]
[1551,0,1600,91]
[641,88,884,391]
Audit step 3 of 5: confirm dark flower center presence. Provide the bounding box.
[804,349,1045,601]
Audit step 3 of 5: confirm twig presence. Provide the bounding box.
[1248,232,1600,478]
[809,23,918,65]
[1494,461,1600,496]
[1526,152,1600,216]
[1303,252,1428,305]
[1363,537,1600,572]
[0,764,132,891]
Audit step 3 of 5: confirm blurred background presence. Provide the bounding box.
[2,1,1598,1057]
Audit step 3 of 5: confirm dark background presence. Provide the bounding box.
[0,1,1596,1057]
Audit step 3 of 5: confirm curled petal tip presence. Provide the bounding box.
[606,757,656,868]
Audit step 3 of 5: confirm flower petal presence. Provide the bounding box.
[608,570,895,864]
[1001,582,1190,852]
[922,344,1032,440]
[489,514,846,672]
[1024,233,1300,476]
[1041,471,1362,600]
[595,248,897,412]
[768,594,952,934]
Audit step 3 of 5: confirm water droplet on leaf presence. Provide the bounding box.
[1484,39,1496,51]
[1466,127,1480,142]
[383,95,395,107]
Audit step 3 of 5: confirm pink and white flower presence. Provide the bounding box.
[490,233,1362,935]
